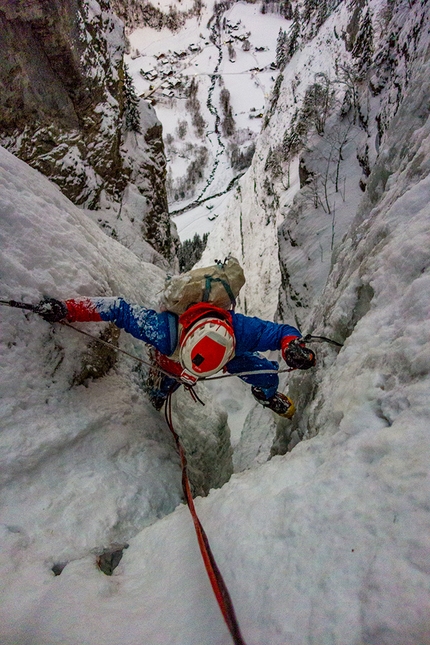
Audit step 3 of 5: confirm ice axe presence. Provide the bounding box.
[303,333,343,348]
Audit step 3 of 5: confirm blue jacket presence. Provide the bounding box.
[64,297,302,396]
[65,297,301,357]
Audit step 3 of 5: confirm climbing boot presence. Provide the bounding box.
[146,365,180,411]
[251,387,295,419]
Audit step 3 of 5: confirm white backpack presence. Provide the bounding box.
[160,257,245,315]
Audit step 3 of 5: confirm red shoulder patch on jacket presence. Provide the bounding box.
[65,299,102,322]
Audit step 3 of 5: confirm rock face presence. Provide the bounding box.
[201,0,430,460]
[0,0,176,262]
[203,0,429,322]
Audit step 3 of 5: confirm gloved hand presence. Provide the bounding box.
[281,336,316,370]
[34,297,68,323]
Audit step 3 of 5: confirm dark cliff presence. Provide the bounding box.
[0,0,176,262]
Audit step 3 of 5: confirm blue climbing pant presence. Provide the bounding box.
[225,352,279,398]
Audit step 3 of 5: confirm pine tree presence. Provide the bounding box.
[178,232,209,272]
[276,28,288,69]
[220,88,235,136]
[287,6,301,58]
[123,66,142,133]
[302,0,318,24]
[316,0,329,28]
[352,8,374,78]
[281,0,293,20]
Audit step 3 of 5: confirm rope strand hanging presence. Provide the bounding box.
[1,298,248,643]
[164,392,247,645]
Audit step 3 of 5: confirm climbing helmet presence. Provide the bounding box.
[179,317,235,377]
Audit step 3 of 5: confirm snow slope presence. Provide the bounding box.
[1,2,430,644]
[0,144,231,573]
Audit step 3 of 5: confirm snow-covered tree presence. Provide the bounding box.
[123,66,142,133]
[176,120,188,139]
[287,6,301,58]
[351,8,374,78]
[186,78,206,138]
[178,232,209,272]
[260,0,293,17]
[300,74,334,135]
[220,88,235,137]
[302,0,318,24]
[227,42,236,62]
[316,0,330,28]
[281,0,293,20]
[276,28,288,69]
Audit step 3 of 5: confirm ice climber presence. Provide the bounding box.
[34,297,316,417]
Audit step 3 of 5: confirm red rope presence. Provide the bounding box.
[165,393,247,645]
